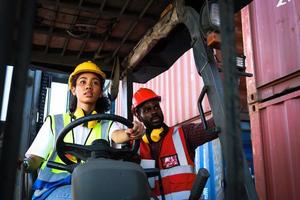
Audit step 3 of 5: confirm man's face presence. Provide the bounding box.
[136,99,164,129]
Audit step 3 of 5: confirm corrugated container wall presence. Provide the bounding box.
[242,1,300,200]
[115,49,210,126]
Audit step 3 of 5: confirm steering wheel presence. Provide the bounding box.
[55,114,140,165]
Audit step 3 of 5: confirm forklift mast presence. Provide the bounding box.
[183,1,258,199]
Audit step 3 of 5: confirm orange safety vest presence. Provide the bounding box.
[140,126,196,200]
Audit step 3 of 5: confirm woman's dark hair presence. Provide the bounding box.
[69,73,110,114]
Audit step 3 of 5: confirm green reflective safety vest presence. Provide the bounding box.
[32,113,112,198]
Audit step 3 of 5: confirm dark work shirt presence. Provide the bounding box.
[182,118,219,161]
[148,118,219,163]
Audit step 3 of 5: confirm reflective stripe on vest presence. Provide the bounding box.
[173,127,188,165]
[140,126,196,200]
[157,190,191,200]
[34,113,112,196]
[157,165,194,178]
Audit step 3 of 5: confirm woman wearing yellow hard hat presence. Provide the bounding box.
[21,61,145,199]
[68,61,109,117]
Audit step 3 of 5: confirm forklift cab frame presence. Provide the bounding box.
[0,0,256,199]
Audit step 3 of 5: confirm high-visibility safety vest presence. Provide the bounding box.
[32,113,112,200]
[140,126,196,200]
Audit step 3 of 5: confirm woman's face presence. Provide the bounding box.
[71,72,103,106]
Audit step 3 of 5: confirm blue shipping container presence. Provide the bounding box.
[195,121,254,200]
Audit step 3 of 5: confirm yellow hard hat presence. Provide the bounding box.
[68,61,106,89]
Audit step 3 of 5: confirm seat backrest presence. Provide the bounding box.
[72,158,152,200]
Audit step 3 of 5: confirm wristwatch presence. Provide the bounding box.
[23,159,30,170]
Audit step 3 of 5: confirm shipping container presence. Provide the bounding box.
[194,120,254,200]
[196,135,224,200]
[115,49,249,125]
[115,49,207,125]
[133,49,209,126]
[242,1,300,199]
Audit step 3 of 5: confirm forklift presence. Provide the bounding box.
[0,0,257,199]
